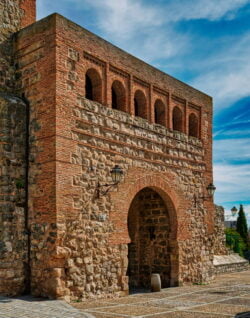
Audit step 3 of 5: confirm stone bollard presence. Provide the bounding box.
[151,273,161,292]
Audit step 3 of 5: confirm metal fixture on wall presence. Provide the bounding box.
[194,183,216,207]
[95,165,123,198]
[231,206,238,216]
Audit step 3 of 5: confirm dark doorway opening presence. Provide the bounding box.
[85,73,93,100]
[127,187,171,292]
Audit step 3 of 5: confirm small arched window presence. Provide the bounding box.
[111,80,126,111]
[154,99,165,126]
[189,113,199,138]
[85,68,102,103]
[134,90,147,120]
[172,106,183,132]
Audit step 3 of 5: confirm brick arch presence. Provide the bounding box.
[154,99,166,126]
[134,90,148,120]
[127,187,178,288]
[111,80,126,112]
[109,170,184,288]
[172,106,183,132]
[85,68,102,103]
[109,170,188,245]
[189,112,199,138]
[127,185,177,241]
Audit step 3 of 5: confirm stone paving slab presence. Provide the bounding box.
[145,311,231,318]
[219,298,250,306]
[186,303,250,316]
[73,269,250,318]
[85,304,171,316]
[0,296,95,318]
[1,270,250,318]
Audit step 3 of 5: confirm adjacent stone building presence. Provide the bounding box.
[0,0,233,301]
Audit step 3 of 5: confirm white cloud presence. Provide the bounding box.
[218,129,250,138]
[83,0,162,39]
[47,0,249,64]
[123,28,189,63]
[214,163,250,203]
[37,0,250,70]
[213,138,250,222]
[214,138,250,163]
[74,0,191,63]
[166,0,250,22]
[76,0,250,38]
[81,0,250,92]
[192,32,250,110]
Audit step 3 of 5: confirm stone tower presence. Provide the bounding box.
[0,0,36,295]
[0,2,235,301]
[0,0,36,90]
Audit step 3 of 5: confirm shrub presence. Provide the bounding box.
[225,228,246,257]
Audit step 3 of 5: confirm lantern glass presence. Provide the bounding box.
[231,206,238,216]
[110,165,123,183]
[207,183,216,197]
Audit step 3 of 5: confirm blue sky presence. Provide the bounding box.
[37,0,250,225]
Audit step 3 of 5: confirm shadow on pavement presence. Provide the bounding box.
[235,312,250,318]
[17,295,49,302]
[0,295,50,303]
[0,298,11,303]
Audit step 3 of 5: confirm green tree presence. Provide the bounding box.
[225,228,246,257]
[236,204,248,245]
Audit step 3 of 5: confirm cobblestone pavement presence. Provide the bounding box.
[72,270,250,318]
[0,270,250,318]
[0,296,95,318]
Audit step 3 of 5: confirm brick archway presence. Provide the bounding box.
[109,169,185,288]
[127,187,174,289]
[109,169,186,244]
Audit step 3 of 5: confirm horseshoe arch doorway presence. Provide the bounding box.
[127,187,178,291]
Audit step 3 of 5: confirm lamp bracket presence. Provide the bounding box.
[96,181,118,198]
[194,194,211,207]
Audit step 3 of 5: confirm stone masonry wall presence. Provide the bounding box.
[214,254,249,275]
[0,0,35,296]
[213,205,228,255]
[53,97,215,300]
[0,94,27,295]
[0,0,36,91]
[214,262,249,275]
[0,0,22,92]
[52,86,214,299]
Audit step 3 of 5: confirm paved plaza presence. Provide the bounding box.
[0,296,95,318]
[0,270,250,318]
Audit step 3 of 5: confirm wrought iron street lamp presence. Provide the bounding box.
[194,183,216,207]
[231,206,238,217]
[96,165,123,198]
[206,183,216,197]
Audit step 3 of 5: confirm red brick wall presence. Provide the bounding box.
[53,14,212,140]
[15,18,59,297]
[20,0,36,28]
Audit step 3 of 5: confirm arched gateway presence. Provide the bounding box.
[127,187,172,289]
[109,171,181,292]
[121,183,179,292]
